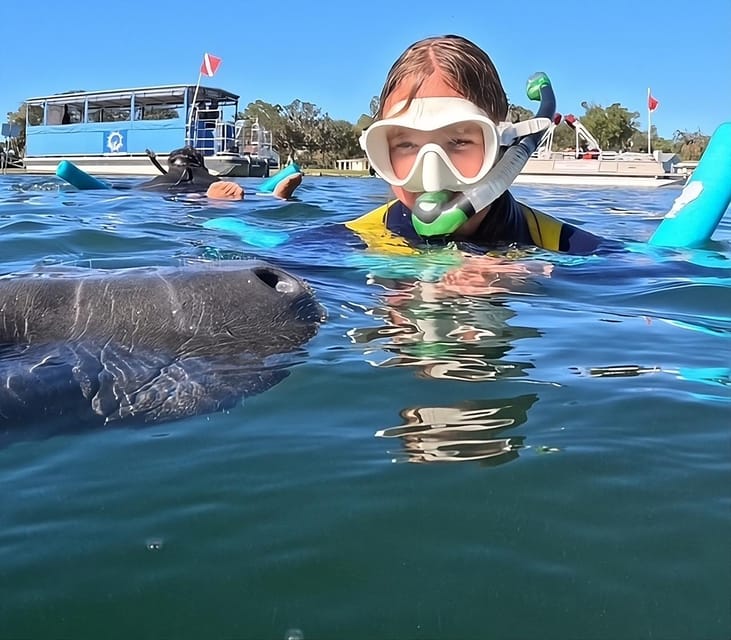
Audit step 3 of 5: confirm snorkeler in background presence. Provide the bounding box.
[141,147,302,200]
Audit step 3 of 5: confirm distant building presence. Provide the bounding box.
[335,157,370,171]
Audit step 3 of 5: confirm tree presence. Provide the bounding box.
[354,114,373,134]
[507,104,534,123]
[239,100,286,134]
[580,102,639,151]
[628,127,673,153]
[551,120,581,152]
[672,129,709,161]
[316,118,360,166]
[5,103,41,156]
[369,96,380,118]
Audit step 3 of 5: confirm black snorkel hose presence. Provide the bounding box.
[145,148,168,175]
[411,72,556,238]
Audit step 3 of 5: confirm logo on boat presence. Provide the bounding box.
[103,130,127,154]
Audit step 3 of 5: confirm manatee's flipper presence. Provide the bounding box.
[107,355,289,422]
[70,341,175,421]
[0,344,97,430]
[71,343,289,423]
[0,339,294,432]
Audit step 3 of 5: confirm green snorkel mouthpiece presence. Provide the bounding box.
[410,190,476,237]
[411,72,556,238]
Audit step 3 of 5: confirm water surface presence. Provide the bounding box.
[0,174,729,639]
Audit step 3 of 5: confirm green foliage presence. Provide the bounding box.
[672,129,709,161]
[355,114,373,134]
[240,99,362,167]
[552,122,580,151]
[628,126,672,153]
[5,103,34,155]
[508,104,534,123]
[580,102,639,150]
[369,96,380,118]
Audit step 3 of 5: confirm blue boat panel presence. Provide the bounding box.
[26,121,186,156]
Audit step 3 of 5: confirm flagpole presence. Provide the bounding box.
[647,87,652,157]
[187,71,204,147]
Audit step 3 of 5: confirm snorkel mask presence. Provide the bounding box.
[360,73,556,238]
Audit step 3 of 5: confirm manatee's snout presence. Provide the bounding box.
[251,265,325,324]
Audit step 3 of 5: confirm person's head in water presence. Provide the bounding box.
[360,35,511,211]
[168,146,207,170]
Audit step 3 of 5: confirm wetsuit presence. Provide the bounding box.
[345,191,609,255]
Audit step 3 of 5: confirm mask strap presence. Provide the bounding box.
[497,117,552,146]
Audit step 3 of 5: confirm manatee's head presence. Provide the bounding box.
[173,261,325,357]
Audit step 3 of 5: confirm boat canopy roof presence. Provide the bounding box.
[25,85,239,106]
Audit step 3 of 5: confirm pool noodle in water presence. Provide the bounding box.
[649,122,731,248]
[258,163,301,194]
[56,160,111,190]
[202,217,289,248]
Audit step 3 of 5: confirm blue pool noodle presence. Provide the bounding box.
[202,217,289,248]
[258,163,301,193]
[56,160,111,190]
[649,122,731,248]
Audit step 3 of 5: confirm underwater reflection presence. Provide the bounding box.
[349,256,548,382]
[573,363,731,390]
[346,255,553,465]
[376,394,538,465]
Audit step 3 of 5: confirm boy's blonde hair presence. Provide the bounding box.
[377,34,508,123]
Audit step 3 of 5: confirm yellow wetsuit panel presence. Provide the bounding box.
[344,201,419,256]
[346,195,599,255]
[520,204,564,252]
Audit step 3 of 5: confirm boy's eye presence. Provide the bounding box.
[449,138,479,148]
[392,140,418,150]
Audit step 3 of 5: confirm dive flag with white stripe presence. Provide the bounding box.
[200,53,222,77]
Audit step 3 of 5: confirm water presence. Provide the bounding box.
[0,174,729,640]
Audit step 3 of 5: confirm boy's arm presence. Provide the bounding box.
[206,173,303,201]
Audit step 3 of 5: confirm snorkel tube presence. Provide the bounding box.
[411,72,556,238]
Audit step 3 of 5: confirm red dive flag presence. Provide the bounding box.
[200,53,222,77]
[648,91,659,112]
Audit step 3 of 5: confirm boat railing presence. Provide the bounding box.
[185,109,238,155]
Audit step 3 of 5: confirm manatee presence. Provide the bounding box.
[0,261,323,436]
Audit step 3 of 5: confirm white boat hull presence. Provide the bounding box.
[514,157,685,188]
[22,153,268,178]
[513,173,684,188]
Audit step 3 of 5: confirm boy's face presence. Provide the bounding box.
[382,74,487,210]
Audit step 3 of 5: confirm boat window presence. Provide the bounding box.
[49,102,84,124]
[87,96,132,123]
[26,104,44,127]
[46,104,66,125]
[138,102,184,121]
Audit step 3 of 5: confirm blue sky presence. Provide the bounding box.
[1,0,728,139]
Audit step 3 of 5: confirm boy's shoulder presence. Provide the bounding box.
[344,200,420,255]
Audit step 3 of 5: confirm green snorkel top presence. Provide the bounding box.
[411,73,556,238]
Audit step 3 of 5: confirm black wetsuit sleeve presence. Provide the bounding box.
[472,191,535,246]
[473,191,612,255]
